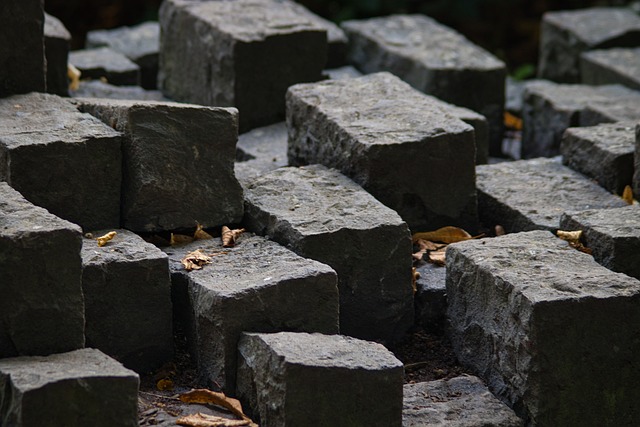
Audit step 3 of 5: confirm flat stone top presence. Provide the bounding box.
[73,97,238,115]
[582,47,640,73]
[86,21,159,59]
[282,0,346,44]
[237,121,287,158]
[564,122,636,156]
[584,96,640,122]
[288,72,473,145]
[69,47,139,72]
[44,12,71,40]
[563,205,640,239]
[342,14,505,71]
[524,80,637,110]
[81,229,168,266]
[423,93,486,122]
[70,80,169,101]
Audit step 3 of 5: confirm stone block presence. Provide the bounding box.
[44,13,71,96]
[164,234,339,392]
[403,376,523,427]
[0,348,139,427]
[414,263,447,332]
[69,47,140,86]
[579,92,640,126]
[581,47,640,91]
[538,8,640,83]
[561,122,635,194]
[159,0,327,132]
[446,230,640,425]
[70,80,168,101]
[636,123,640,197]
[237,332,404,426]
[324,65,363,80]
[235,122,288,184]
[75,98,242,232]
[342,14,506,156]
[476,158,627,232]
[243,165,413,344]
[0,183,84,358]
[287,72,478,231]
[0,93,122,231]
[81,229,173,373]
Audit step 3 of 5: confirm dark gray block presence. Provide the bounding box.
[581,48,640,91]
[342,14,506,156]
[538,8,640,83]
[69,47,140,86]
[0,183,84,358]
[237,332,404,427]
[75,98,242,232]
[234,122,288,184]
[44,13,71,96]
[159,0,327,132]
[635,123,640,197]
[70,80,168,101]
[414,263,447,332]
[0,348,139,427]
[0,93,122,231]
[446,230,640,425]
[579,93,640,126]
[287,72,478,231]
[243,165,413,344]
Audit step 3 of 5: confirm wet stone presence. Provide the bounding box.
[234,122,288,184]
[581,47,640,91]
[69,47,140,86]
[44,13,71,96]
[70,80,168,101]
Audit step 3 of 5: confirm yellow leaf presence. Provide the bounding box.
[179,389,257,427]
[412,226,472,244]
[96,231,116,247]
[172,233,195,246]
[176,413,250,427]
[181,249,213,271]
[221,226,245,248]
[411,267,419,294]
[557,230,582,244]
[156,378,174,391]
[194,223,214,240]
[504,111,523,130]
[622,185,634,205]
[68,63,81,91]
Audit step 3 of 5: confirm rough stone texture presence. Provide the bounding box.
[243,165,413,344]
[81,229,173,373]
[560,205,640,280]
[0,183,84,358]
[70,80,168,101]
[581,47,640,91]
[414,263,447,332]
[69,47,140,86]
[0,348,139,427]
[403,376,524,427]
[0,93,122,231]
[75,98,242,232]
[44,13,71,96]
[538,8,640,83]
[287,72,478,231]
[237,332,404,427]
[636,123,640,197]
[164,235,339,393]
[234,122,288,184]
[0,0,45,96]
[476,158,628,232]
[324,65,363,80]
[159,0,327,132]
[446,230,640,425]
[342,14,506,156]
[579,93,640,126]
[561,122,635,195]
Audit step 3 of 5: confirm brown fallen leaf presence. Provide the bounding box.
[172,233,195,246]
[96,231,117,247]
[622,185,634,205]
[557,230,592,255]
[412,226,472,244]
[221,226,245,248]
[68,63,81,91]
[428,248,447,266]
[411,267,420,293]
[195,223,214,240]
[176,413,250,427]
[156,378,174,391]
[181,249,213,271]
[412,239,446,262]
[504,111,523,130]
[179,389,256,427]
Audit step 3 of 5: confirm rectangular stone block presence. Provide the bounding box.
[159,0,327,131]
[44,13,71,96]
[0,348,139,427]
[287,72,478,231]
[243,165,414,344]
[414,263,447,333]
[579,93,640,126]
[70,80,168,101]
[0,183,84,358]
[235,122,288,184]
[237,332,404,427]
[636,123,640,198]
[581,47,640,91]
[75,98,242,232]
[0,93,122,231]
[165,234,339,393]
[69,47,140,86]
[342,14,506,156]
[446,230,640,425]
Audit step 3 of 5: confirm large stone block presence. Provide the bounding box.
[635,123,640,197]
[581,47,640,91]
[69,47,140,86]
[0,348,139,427]
[0,183,84,358]
[579,93,640,126]
[287,72,478,231]
[414,263,447,332]
[44,13,71,96]
[0,93,122,231]
[75,98,242,231]
[234,122,288,184]
[446,230,640,425]
[70,80,168,101]
[237,332,404,427]
[243,165,413,344]
[159,0,327,131]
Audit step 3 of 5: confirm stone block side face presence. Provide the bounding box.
[537,17,588,83]
[44,13,71,96]
[635,124,640,198]
[581,49,640,91]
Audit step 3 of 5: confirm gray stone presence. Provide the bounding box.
[81,229,173,373]
[0,183,84,358]
[243,165,413,344]
[324,65,363,80]
[581,48,640,91]
[74,98,242,232]
[579,93,640,126]
[0,93,122,231]
[561,122,635,194]
[164,234,339,393]
[44,13,71,96]
[446,230,640,425]
[237,332,404,426]
[414,262,447,332]
[476,158,627,232]
[342,14,506,156]
[0,348,139,427]
[287,72,478,231]
[538,8,640,83]
[235,122,288,184]
[70,80,168,101]
[69,47,140,86]
[403,376,523,427]
[636,123,640,197]
[159,0,327,132]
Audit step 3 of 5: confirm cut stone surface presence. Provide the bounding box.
[69,47,140,86]
[635,123,640,197]
[70,80,168,101]
[81,229,173,373]
[235,122,288,184]
[159,0,327,131]
[579,93,640,126]
[414,263,447,332]
[44,13,71,96]
[324,65,363,80]
[581,47,640,91]
[446,230,640,425]
[0,348,139,427]
[0,93,122,231]
[342,14,506,156]
[287,72,478,231]
[0,183,84,358]
[164,234,339,393]
[237,332,404,427]
[403,376,523,427]
[538,8,640,83]
[243,165,413,344]
[75,98,242,231]
[476,157,627,232]
[561,122,635,194]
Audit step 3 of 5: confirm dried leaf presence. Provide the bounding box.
[622,185,634,205]
[156,378,174,391]
[176,413,250,427]
[428,248,447,266]
[68,63,81,91]
[412,226,472,244]
[412,239,446,262]
[557,230,582,244]
[195,223,214,240]
[181,249,213,271]
[179,389,257,427]
[172,233,195,246]
[411,267,419,294]
[96,231,116,247]
[221,226,245,248]
[495,225,505,236]
[504,111,523,130]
